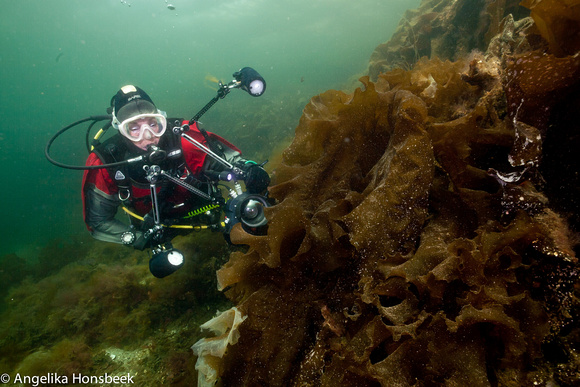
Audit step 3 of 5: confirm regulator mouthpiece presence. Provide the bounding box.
[233,67,266,97]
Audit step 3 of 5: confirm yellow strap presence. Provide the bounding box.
[121,206,224,230]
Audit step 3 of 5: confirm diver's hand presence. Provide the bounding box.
[132,231,151,251]
[141,212,156,231]
[120,229,150,251]
[242,162,270,193]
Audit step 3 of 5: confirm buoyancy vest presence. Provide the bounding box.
[84,120,242,224]
[92,126,183,204]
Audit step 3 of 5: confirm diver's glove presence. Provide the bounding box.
[132,231,151,251]
[240,161,270,194]
[141,211,156,231]
[136,211,164,248]
[120,229,150,251]
[128,211,157,251]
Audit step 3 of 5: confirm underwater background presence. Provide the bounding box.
[1,0,580,386]
[0,0,416,258]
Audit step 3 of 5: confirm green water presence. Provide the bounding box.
[0,0,418,259]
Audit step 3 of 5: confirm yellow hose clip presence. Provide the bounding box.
[90,128,106,151]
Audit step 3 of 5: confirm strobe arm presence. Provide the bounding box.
[175,126,270,194]
[189,81,233,125]
[159,170,213,201]
[173,125,246,179]
[188,67,266,125]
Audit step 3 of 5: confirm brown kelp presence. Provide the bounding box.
[209,0,580,385]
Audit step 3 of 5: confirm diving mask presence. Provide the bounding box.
[116,113,167,142]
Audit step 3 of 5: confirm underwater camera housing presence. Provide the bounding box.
[223,192,269,236]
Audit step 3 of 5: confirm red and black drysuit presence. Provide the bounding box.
[82,121,248,247]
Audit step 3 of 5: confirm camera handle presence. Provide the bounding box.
[142,162,217,241]
[142,165,164,241]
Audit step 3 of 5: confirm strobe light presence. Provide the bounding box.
[149,245,185,278]
[233,67,266,97]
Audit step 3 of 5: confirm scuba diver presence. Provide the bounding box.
[83,84,269,244]
[46,68,271,278]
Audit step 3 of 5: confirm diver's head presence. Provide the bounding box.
[110,85,167,150]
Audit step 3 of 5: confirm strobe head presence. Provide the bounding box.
[233,67,266,97]
[224,193,269,235]
[149,244,184,278]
